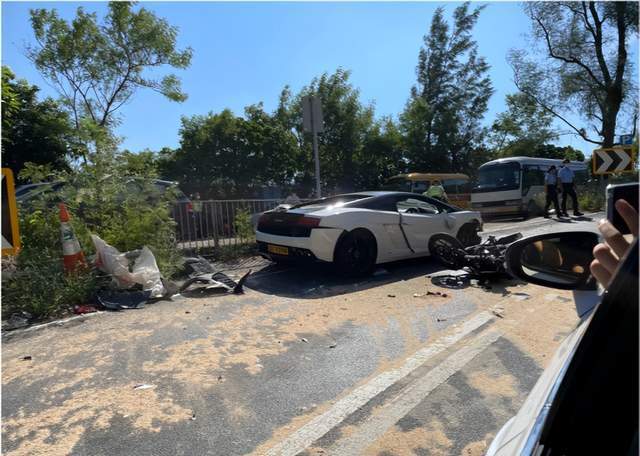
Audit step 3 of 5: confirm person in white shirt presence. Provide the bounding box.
[558,159,584,216]
[543,165,562,218]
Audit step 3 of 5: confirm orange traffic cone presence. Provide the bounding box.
[59,203,87,274]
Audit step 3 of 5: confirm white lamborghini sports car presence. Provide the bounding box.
[256,191,483,276]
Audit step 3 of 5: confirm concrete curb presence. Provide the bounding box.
[2,311,106,339]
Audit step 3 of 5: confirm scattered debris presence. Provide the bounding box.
[328,343,337,349]
[185,311,191,314]
[97,290,151,310]
[21,355,32,361]
[218,375,223,381]
[301,338,308,343]
[413,290,449,298]
[545,294,571,303]
[92,235,165,297]
[436,317,448,322]
[183,256,216,276]
[133,384,155,390]
[3,312,32,330]
[512,292,531,301]
[190,413,197,421]
[73,304,98,315]
[179,270,251,296]
[387,294,396,298]
[492,310,505,319]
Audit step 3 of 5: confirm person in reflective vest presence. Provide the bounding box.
[423,180,448,202]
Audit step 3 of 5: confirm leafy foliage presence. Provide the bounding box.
[10,140,183,320]
[27,2,192,136]
[511,2,639,147]
[234,208,254,243]
[2,204,99,320]
[161,69,405,197]
[490,92,558,157]
[400,3,494,174]
[1,66,77,177]
[160,105,300,198]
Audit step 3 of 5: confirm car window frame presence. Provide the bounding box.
[529,240,638,455]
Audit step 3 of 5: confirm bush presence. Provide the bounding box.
[2,206,100,319]
[578,187,606,212]
[234,208,255,242]
[4,137,183,321]
[2,261,98,320]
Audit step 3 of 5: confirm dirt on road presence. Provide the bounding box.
[2,263,579,456]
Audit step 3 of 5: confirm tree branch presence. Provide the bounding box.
[588,1,612,85]
[534,15,605,89]
[613,2,628,88]
[514,80,602,145]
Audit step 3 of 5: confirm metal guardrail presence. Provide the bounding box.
[174,199,309,249]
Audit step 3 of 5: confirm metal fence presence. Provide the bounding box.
[174,199,308,250]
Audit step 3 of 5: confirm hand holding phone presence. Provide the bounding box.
[592,183,639,288]
[606,183,639,234]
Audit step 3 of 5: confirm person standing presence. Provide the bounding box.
[558,159,584,217]
[543,165,562,218]
[423,180,448,202]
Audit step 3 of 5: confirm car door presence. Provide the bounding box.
[394,196,448,254]
[354,195,412,260]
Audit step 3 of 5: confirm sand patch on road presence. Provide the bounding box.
[2,383,191,456]
[363,420,453,456]
[467,371,519,399]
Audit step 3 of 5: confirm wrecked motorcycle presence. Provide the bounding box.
[428,232,523,287]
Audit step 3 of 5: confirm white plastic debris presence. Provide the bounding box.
[133,384,155,390]
[91,235,165,297]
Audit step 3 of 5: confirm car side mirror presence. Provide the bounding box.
[505,231,599,290]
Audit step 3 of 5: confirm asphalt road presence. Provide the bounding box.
[1,213,602,456]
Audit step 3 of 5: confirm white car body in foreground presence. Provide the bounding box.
[256,192,482,272]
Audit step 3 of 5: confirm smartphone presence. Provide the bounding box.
[606,182,639,234]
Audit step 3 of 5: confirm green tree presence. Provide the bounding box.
[490,92,558,157]
[357,117,406,190]
[163,105,300,198]
[27,1,192,156]
[1,66,76,177]
[276,69,378,193]
[401,3,493,174]
[532,144,585,161]
[510,2,639,147]
[120,149,159,176]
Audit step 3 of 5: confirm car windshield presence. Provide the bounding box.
[473,163,521,193]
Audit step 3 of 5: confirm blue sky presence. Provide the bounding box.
[2,1,601,156]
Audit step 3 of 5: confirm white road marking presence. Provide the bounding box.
[330,330,503,455]
[263,311,494,456]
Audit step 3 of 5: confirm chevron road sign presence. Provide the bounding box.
[2,168,21,256]
[592,146,635,175]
